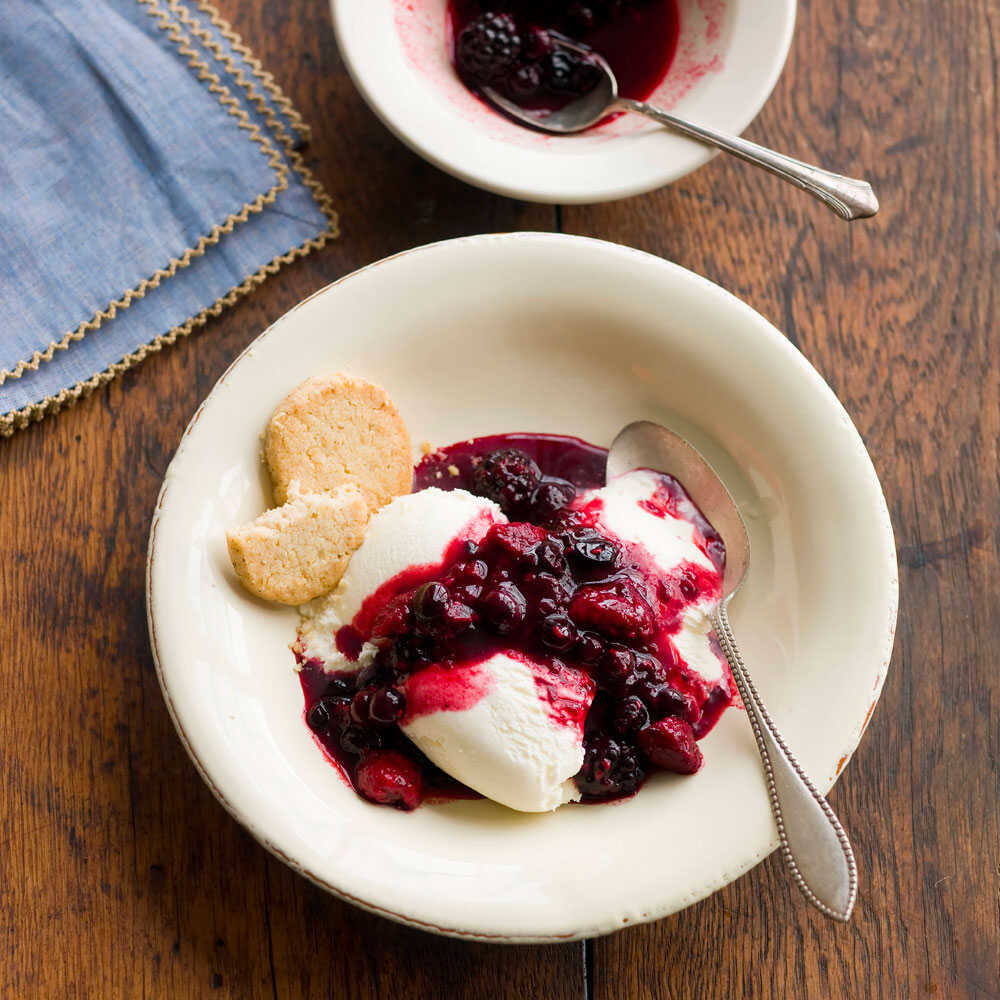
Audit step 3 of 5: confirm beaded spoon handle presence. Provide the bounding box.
[608,421,858,920]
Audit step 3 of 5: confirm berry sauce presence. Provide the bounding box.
[448,0,680,113]
[298,433,735,810]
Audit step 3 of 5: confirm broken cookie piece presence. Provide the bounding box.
[226,485,368,605]
[264,374,411,513]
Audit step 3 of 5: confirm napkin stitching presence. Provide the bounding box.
[170,0,336,238]
[0,0,290,389]
[195,0,311,143]
[0,1,338,437]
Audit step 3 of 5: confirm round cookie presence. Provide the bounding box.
[264,374,411,512]
[226,485,368,605]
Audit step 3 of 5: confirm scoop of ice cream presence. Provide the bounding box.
[400,652,595,812]
[298,488,505,669]
[574,469,726,688]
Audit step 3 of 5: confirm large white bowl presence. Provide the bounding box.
[147,233,897,942]
[330,0,796,203]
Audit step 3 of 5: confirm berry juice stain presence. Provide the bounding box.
[448,0,680,111]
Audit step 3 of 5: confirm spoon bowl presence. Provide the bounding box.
[607,420,750,598]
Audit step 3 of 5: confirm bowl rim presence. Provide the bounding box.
[147,232,898,941]
[329,0,798,203]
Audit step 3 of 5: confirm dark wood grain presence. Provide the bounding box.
[565,0,1000,997]
[1,0,997,996]
[0,2,566,997]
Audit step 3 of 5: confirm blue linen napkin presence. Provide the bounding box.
[0,0,337,435]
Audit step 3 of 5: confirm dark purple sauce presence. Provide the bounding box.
[415,432,607,492]
[298,432,735,810]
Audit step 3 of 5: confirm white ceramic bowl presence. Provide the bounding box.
[147,233,897,942]
[330,0,796,203]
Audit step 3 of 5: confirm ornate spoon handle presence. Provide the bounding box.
[615,97,879,221]
[711,602,859,921]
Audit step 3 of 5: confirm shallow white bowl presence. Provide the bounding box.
[148,233,897,942]
[330,0,796,203]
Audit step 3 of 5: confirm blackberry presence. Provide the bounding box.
[540,613,576,651]
[574,733,645,797]
[613,695,650,735]
[472,448,542,514]
[368,686,406,727]
[544,49,577,93]
[456,13,522,85]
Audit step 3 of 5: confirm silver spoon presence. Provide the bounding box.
[607,420,858,921]
[483,36,878,221]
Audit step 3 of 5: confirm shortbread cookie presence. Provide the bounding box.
[227,485,368,605]
[264,374,411,513]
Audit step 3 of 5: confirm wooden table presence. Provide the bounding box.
[2,1,997,995]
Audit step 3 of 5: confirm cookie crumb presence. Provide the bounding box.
[419,440,435,455]
[447,464,460,477]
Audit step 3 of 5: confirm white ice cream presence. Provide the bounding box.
[580,469,716,576]
[579,469,725,684]
[401,652,594,812]
[298,488,504,670]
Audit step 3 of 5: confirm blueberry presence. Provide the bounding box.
[325,675,354,697]
[506,62,543,100]
[531,479,577,522]
[368,687,406,727]
[644,683,690,720]
[457,559,489,581]
[356,660,388,690]
[350,688,373,725]
[537,597,561,617]
[575,632,605,665]
[413,581,450,622]
[340,723,383,756]
[481,582,528,633]
[541,614,576,652]
[307,695,348,734]
[545,50,576,92]
[570,59,603,95]
[565,529,620,567]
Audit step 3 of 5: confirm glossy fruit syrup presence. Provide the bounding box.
[299,433,734,810]
[448,0,680,112]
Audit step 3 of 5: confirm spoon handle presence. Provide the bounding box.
[710,603,859,921]
[615,97,879,221]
